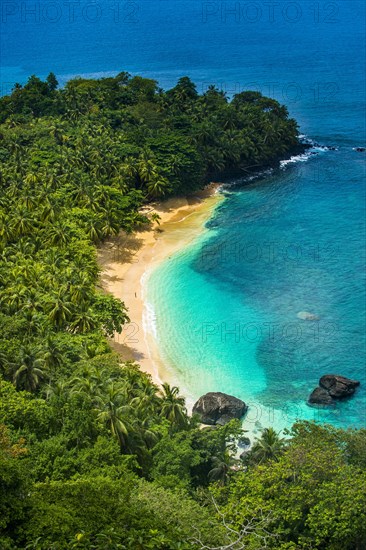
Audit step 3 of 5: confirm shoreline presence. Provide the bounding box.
[98,183,225,386]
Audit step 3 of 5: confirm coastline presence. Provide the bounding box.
[98,183,224,386]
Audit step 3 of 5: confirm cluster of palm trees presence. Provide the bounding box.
[53,362,188,457]
[121,149,171,198]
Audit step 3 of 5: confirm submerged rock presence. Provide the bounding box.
[193,392,247,425]
[319,374,360,398]
[297,311,319,321]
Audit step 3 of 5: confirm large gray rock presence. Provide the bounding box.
[319,375,360,398]
[308,386,334,405]
[193,392,247,425]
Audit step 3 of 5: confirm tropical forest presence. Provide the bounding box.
[0,72,365,549]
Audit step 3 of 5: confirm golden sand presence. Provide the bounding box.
[98,184,224,385]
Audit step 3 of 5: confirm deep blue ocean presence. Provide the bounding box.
[1,0,365,432]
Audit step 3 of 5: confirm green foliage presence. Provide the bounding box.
[20,475,225,550]
[1,72,362,549]
[214,422,366,550]
[92,293,130,337]
[0,425,28,546]
[132,479,225,548]
[23,475,135,548]
[245,426,286,465]
[0,380,52,438]
[151,420,243,491]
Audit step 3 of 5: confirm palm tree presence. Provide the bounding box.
[45,288,74,329]
[23,173,38,187]
[138,158,158,186]
[0,350,10,377]
[0,212,13,245]
[146,176,170,198]
[40,198,56,223]
[0,283,29,313]
[44,378,70,401]
[248,427,285,464]
[84,216,104,243]
[121,157,138,181]
[190,122,215,147]
[111,174,129,195]
[159,383,187,429]
[131,381,159,416]
[70,176,92,204]
[208,451,235,486]
[13,345,47,392]
[44,220,70,247]
[167,154,183,176]
[221,106,238,130]
[71,375,103,402]
[49,123,67,145]
[99,209,120,239]
[135,417,159,451]
[8,139,25,169]
[69,306,97,333]
[43,334,66,370]
[68,273,93,305]
[94,383,132,450]
[20,185,37,210]
[11,209,35,238]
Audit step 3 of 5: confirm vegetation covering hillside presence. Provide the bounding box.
[0,73,365,549]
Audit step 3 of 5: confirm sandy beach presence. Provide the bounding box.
[98,184,224,386]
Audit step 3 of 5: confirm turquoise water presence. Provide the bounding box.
[1,0,365,430]
[148,148,366,431]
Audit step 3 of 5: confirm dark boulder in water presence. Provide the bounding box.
[319,374,360,398]
[355,147,365,152]
[308,375,360,406]
[308,386,334,405]
[193,392,247,425]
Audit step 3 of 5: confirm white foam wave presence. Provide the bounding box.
[280,135,338,169]
[141,271,158,340]
[280,152,313,168]
[142,301,158,340]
